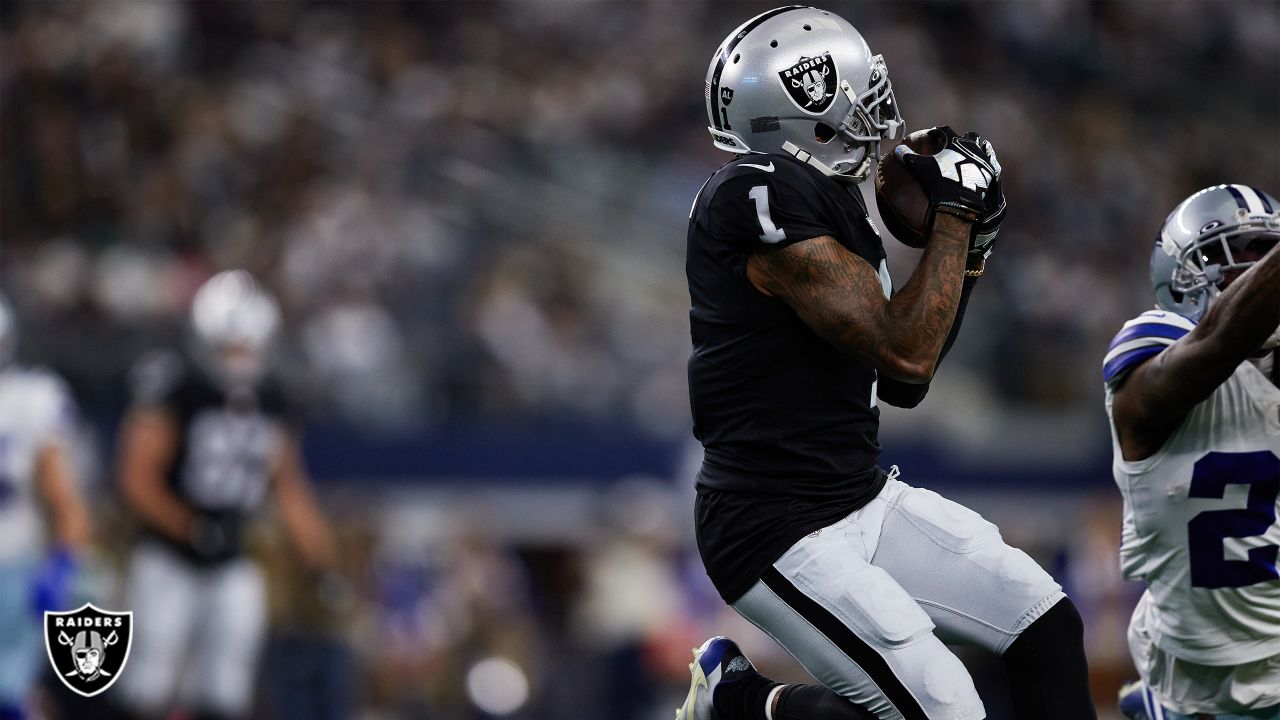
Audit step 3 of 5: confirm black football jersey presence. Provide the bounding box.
[686,153,891,602]
[129,351,291,564]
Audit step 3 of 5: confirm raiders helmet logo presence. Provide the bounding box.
[778,52,838,114]
[44,603,133,697]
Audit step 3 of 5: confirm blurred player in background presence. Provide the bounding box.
[1104,185,1280,720]
[115,271,335,720]
[680,6,1094,720]
[0,292,91,720]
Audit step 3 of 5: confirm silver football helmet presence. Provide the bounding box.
[189,270,281,389]
[705,6,904,183]
[1152,184,1279,347]
[0,291,14,367]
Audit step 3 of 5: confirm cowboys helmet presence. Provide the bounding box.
[1153,184,1279,320]
[189,270,281,389]
[0,292,13,367]
[705,6,904,183]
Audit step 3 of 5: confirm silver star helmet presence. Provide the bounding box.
[189,270,281,390]
[1152,184,1280,348]
[705,5,904,183]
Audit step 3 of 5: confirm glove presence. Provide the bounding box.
[188,511,242,564]
[31,547,77,616]
[964,131,1005,263]
[895,126,998,231]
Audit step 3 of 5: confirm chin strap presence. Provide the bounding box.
[780,141,871,183]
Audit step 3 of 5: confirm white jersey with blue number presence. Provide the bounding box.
[1104,310,1280,666]
[0,367,74,562]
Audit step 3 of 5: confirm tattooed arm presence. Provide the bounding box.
[747,213,971,383]
[876,274,980,407]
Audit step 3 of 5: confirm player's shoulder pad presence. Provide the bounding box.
[14,366,68,395]
[8,366,76,434]
[129,349,187,407]
[1102,309,1196,387]
[702,153,827,220]
[16,365,73,408]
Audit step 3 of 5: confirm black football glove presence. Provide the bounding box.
[895,126,997,233]
[188,511,242,564]
[964,131,1005,264]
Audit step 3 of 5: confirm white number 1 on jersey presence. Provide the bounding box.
[749,186,787,244]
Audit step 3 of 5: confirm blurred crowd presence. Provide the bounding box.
[4,0,1275,435]
[2,1,1277,719]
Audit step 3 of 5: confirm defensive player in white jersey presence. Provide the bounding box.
[1103,184,1280,720]
[116,272,335,720]
[0,293,91,720]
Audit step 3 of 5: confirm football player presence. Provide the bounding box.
[0,292,91,720]
[116,271,335,720]
[679,7,1096,720]
[1105,185,1279,720]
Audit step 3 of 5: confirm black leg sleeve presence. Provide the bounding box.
[1001,597,1097,719]
[712,672,780,720]
[775,684,878,720]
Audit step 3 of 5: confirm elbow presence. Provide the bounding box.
[879,355,936,385]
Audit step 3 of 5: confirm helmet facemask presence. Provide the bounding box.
[826,55,903,181]
[1168,219,1280,351]
[1170,221,1278,312]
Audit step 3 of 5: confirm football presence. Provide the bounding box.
[874,128,946,248]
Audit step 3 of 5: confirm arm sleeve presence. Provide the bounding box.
[706,172,837,253]
[877,275,978,409]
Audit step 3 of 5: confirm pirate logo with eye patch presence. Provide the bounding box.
[45,603,133,697]
[778,52,838,114]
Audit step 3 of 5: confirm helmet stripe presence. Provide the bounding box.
[1235,185,1268,214]
[1245,186,1274,213]
[709,6,806,131]
[1224,185,1251,212]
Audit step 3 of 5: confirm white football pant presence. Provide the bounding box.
[118,542,266,718]
[733,473,1064,719]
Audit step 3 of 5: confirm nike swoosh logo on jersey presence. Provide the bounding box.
[741,161,774,172]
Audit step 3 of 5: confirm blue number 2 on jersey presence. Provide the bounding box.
[1187,450,1280,589]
